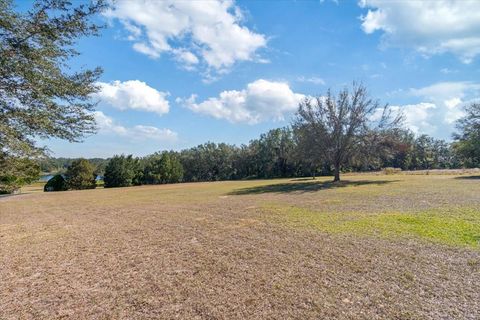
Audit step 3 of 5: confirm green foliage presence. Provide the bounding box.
[0,155,40,193]
[31,126,465,188]
[179,142,235,182]
[44,174,67,192]
[293,84,402,181]
[143,152,183,184]
[381,130,458,170]
[104,155,142,188]
[252,128,297,178]
[65,159,96,190]
[0,0,106,190]
[453,103,480,167]
[268,204,480,248]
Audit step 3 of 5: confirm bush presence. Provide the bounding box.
[44,174,67,192]
[104,155,142,188]
[65,159,97,190]
[382,167,402,175]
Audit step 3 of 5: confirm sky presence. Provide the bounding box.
[24,0,480,158]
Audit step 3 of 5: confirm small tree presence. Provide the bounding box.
[44,174,67,192]
[65,159,96,190]
[293,84,402,182]
[143,152,183,184]
[103,155,142,188]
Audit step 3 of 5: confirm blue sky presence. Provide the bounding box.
[29,0,480,158]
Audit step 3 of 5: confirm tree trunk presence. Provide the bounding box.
[333,164,340,182]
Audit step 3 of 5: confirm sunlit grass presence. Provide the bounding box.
[265,204,480,248]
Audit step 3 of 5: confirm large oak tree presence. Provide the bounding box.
[0,0,106,192]
[293,84,402,182]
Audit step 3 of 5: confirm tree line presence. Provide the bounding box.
[42,121,476,191]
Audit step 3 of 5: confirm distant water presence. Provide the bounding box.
[39,175,54,182]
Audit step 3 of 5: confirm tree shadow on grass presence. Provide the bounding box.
[228,179,398,195]
[454,175,480,180]
[291,177,317,181]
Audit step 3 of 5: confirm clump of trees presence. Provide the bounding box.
[102,152,183,188]
[103,155,142,188]
[44,159,97,191]
[453,103,480,167]
[64,159,97,190]
[143,152,183,185]
[383,132,459,170]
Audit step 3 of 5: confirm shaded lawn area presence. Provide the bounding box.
[228,179,398,195]
[454,175,480,180]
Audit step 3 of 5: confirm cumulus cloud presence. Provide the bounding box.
[95,80,170,115]
[410,81,480,101]
[390,103,437,135]
[359,0,480,63]
[105,0,267,73]
[93,111,177,142]
[177,79,305,124]
[391,82,480,139]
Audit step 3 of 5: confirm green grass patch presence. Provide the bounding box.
[265,204,480,248]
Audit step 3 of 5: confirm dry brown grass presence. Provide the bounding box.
[1,175,480,319]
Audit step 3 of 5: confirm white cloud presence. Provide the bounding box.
[105,0,267,73]
[390,82,480,139]
[93,111,177,142]
[359,0,480,63]
[410,81,480,101]
[94,110,127,135]
[444,97,464,124]
[177,79,305,124]
[130,125,178,142]
[95,80,170,115]
[410,82,478,127]
[296,76,326,85]
[173,49,200,69]
[440,68,457,74]
[391,102,437,135]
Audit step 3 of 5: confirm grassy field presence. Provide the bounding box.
[1,174,480,319]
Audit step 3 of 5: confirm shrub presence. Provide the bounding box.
[65,159,97,190]
[44,174,68,192]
